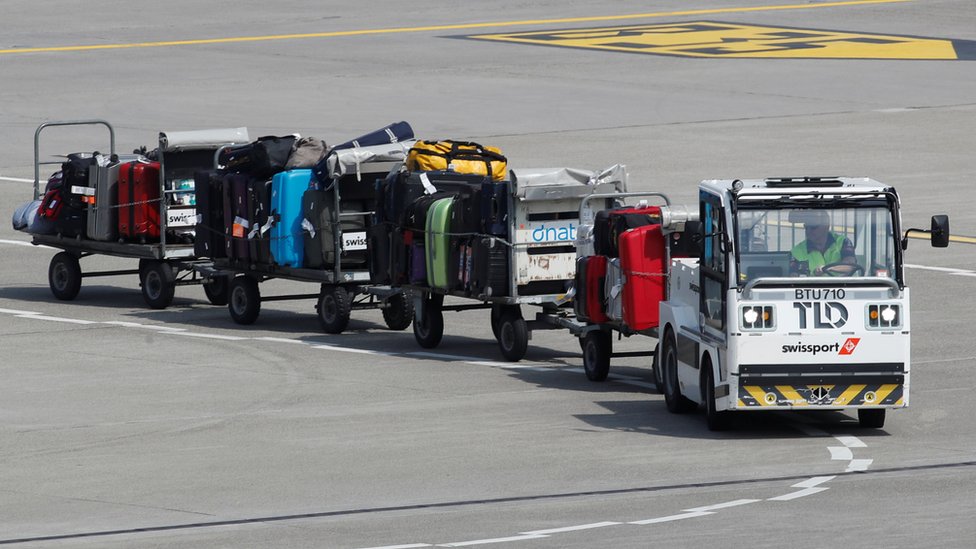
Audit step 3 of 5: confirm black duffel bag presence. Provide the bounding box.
[219,135,297,178]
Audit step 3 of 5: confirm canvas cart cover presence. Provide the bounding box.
[324,140,417,180]
[159,127,250,151]
[510,164,627,201]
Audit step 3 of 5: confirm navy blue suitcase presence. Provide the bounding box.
[480,181,510,237]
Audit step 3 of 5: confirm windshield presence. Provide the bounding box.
[735,205,898,285]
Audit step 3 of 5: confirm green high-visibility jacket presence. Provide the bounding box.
[791,233,848,273]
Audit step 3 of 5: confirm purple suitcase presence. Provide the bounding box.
[410,242,427,284]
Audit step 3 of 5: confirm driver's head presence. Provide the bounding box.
[802,211,831,246]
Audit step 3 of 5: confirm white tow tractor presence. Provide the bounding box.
[655,177,949,430]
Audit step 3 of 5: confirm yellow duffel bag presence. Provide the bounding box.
[407,140,508,181]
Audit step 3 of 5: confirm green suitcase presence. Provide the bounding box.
[425,197,454,289]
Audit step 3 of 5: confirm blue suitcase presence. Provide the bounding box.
[270,169,312,267]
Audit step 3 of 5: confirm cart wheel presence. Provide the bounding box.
[413,296,444,349]
[48,252,82,301]
[497,310,529,362]
[582,330,612,381]
[140,260,176,309]
[490,305,503,340]
[382,292,414,331]
[317,285,351,334]
[203,275,231,306]
[228,275,261,325]
[651,342,665,394]
[858,408,886,429]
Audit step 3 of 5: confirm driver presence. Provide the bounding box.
[789,211,855,276]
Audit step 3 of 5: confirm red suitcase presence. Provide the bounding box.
[118,161,161,242]
[575,255,609,323]
[593,204,662,257]
[619,224,666,331]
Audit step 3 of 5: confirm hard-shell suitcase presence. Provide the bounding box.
[593,205,662,257]
[223,173,251,261]
[409,242,427,284]
[302,189,333,269]
[575,255,609,323]
[54,152,97,238]
[86,156,122,241]
[480,180,510,237]
[574,257,591,322]
[425,197,455,290]
[248,179,273,264]
[619,225,666,331]
[270,169,312,268]
[470,237,509,298]
[194,170,225,258]
[369,224,392,284]
[118,160,161,242]
[604,258,624,322]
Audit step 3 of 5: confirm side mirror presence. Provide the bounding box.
[931,214,950,248]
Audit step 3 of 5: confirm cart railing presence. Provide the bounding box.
[34,119,115,200]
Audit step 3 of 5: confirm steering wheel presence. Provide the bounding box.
[821,261,865,277]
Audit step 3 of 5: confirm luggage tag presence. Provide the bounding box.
[419,173,437,195]
[248,223,261,240]
[232,216,249,238]
[301,218,316,239]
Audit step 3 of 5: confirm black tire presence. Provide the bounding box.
[582,330,612,381]
[48,252,82,301]
[317,285,351,334]
[203,275,231,306]
[858,408,886,429]
[497,311,529,362]
[662,329,696,414]
[140,260,176,309]
[382,292,414,331]
[703,357,732,431]
[490,305,503,340]
[413,297,444,349]
[228,275,261,325]
[651,342,665,394]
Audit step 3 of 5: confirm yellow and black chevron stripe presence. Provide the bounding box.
[738,383,903,408]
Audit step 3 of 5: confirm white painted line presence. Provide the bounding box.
[521,521,621,535]
[828,446,854,461]
[768,486,830,501]
[846,459,873,472]
[405,351,484,361]
[168,331,248,341]
[685,499,760,513]
[358,544,432,549]
[630,511,712,525]
[0,307,42,315]
[0,176,34,183]
[794,476,836,489]
[466,360,548,369]
[312,344,397,356]
[255,336,308,345]
[834,435,867,448]
[16,314,95,325]
[101,321,187,332]
[904,264,975,274]
[439,534,548,547]
[0,238,37,247]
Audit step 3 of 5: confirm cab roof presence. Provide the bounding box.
[700,177,893,196]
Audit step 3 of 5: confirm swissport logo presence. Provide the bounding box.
[839,338,861,355]
[781,338,860,356]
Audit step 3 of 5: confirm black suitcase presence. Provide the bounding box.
[470,236,510,298]
[480,180,510,237]
[219,135,296,179]
[368,223,392,284]
[222,173,251,260]
[194,170,225,258]
[247,179,273,264]
[593,207,662,257]
[574,256,590,321]
[55,153,96,238]
[302,190,333,269]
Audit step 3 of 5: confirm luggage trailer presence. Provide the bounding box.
[209,146,414,334]
[407,166,631,362]
[30,120,248,309]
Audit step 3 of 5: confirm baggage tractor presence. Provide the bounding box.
[407,140,507,181]
[619,224,666,331]
[247,179,273,264]
[425,197,455,290]
[604,258,624,322]
[222,173,251,260]
[470,237,509,298]
[270,169,311,268]
[574,256,605,323]
[592,205,661,257]
[118,160,161,243]
[194,170,225,258]
[86,155,123,241]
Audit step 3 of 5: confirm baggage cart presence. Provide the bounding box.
[30,120,249,308]
[211,141,416,334]
[405,166,632,361]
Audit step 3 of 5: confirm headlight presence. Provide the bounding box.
[867,304,901,329]
[741,305,775,331]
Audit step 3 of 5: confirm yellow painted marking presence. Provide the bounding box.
[906,231,976,245]
[744,386,771,406]
[472,19,958,60]
[776,385,808,406]
[835,384,867,405]
[873,383,899,403]
[0,0,910,55]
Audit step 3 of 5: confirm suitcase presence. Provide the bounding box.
[593,205,662,257]
[575,255,609,323]
[369,223,393,284]
[409,241,427,284]
[470,237,509,298]
[270,169,312,268]
[407,140,507,181]
[118,160,161,242]
[193,170,225,258]
[219,135,296,179]
[222,173,251,261]
[480,180,510,237]
[86,156,121,241]
[425,197,455,290]
[619,225,667,331]
[53,152,97,238]
[604,258,624,322]
[574,257,590,321]
[248,179,273,264]
[302,189,333,269]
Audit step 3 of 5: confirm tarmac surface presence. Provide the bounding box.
[1,1,975,547]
